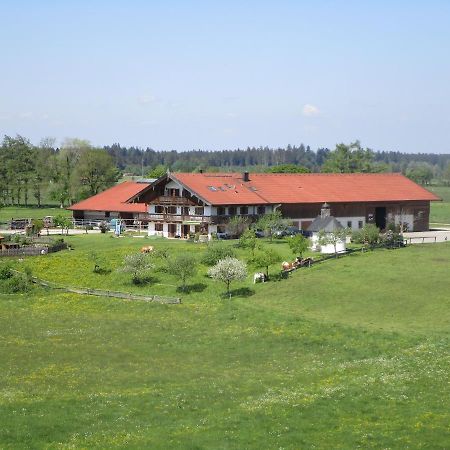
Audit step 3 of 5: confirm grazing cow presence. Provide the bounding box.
[282,261,293,271]
[140,245,154,253]
[253,272,267,283]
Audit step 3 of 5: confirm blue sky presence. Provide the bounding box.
[1,0,450,152]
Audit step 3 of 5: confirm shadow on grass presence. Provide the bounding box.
[132,275,160,286]
[176,283,207,294]
[228,287,255,298]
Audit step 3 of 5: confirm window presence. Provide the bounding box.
[195,207,204,215]
[155,223,163,231]
[228,206,236,216]
[167,206,177,214]
[358,220,364,229]
[347,221,352,228]
[217,206,225,215]
[240,206,248,215]
[166,188,180,197]
[105,211,110,218]
[155,205,163,213]
[208,186,217,191]
[257,206,265,215]
[182,206,190,215]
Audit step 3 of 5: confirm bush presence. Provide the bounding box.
[201,243,236,266]
[0,263,13,280]
[2,274,30,293]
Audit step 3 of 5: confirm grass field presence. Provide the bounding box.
[1,236,449,448]
[429,185,450,224]
[0,206,71,224]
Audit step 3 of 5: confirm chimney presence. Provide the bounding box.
[199,169,203,174]
[243,171,250,182]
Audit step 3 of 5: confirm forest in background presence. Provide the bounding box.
[1,135,450,208]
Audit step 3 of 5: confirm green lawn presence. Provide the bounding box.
[0,236,449,448]
[429,185,450,225]
[0,206,71,224]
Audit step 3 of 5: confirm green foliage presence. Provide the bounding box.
[406,162,434,185]
[201,243,236,266]
[166,253,198,291]
[207,256,247,298]
[252,248,282,278]
[287,234,309,257]
[239,229,258,256]
[256,210,289,241]
[31,219,44,235]
[1,273,30,293]
[226,216,250,237]
[54,215,72,235]
[352,224,381,249]
[322,141,386,173]
[118,253,154,284]
[75,149,119,198]
[0,263,13,280]
[266,164,310,173]
[147,164,168,179]
[88,251,110,274]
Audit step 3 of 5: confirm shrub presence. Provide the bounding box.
[0,263,13,280]
[166,253,198,291]
[118,253,154,284]
[1,273,30,293]
[201,243,236,266]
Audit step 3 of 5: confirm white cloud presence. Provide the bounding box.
[302,104,320,117]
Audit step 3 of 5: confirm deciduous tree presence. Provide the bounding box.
[208,257,247,298]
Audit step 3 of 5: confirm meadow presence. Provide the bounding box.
[0,234,449,449]
[428,185,450,225]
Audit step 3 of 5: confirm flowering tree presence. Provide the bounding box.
[118,253,154,284]
[208,257,247,298]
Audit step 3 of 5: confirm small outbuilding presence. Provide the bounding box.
[308,203,347,254]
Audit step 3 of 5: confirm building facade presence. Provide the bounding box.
[68,172,440,237]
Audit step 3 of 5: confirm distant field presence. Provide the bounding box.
[0,206,71,224]
[429,185,450,224]
[0,236,449,448]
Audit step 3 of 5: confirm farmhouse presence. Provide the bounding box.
[68,172,440,237]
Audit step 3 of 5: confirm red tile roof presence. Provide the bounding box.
[172,173,440,205]
[68,181,149,213]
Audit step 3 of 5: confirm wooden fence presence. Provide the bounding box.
[12,271,181,304]
[0,242,67,257]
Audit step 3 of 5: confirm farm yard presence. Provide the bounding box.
[1,233,449,449]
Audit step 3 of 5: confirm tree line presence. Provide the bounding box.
[0,136,119,208]
[2,135,450,208]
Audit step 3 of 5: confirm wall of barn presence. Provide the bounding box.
[280,201,431,232]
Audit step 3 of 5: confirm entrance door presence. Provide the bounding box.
[182,224,190,238]
[168,223,177,237]
[375,207,386,230]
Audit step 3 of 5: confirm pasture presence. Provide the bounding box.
[0,235,449,449]
[429,185,450,225]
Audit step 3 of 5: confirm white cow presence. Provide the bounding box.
[253,272,266,283]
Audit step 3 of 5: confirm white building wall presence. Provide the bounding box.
[311,233,346,254]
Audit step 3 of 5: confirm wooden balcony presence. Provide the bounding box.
[153,196,194,205]
[148,213,211,223]
[210,214,258,225]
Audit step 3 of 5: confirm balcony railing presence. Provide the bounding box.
[153,196,193,205]
[148,213,211,223]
